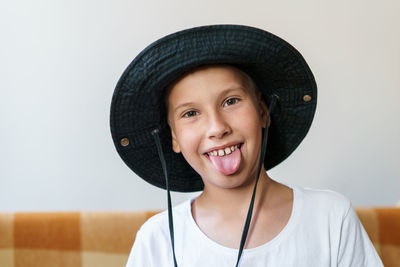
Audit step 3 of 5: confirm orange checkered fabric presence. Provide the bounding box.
[0,211,158,267]
[0,208,398,267]
[357,208,400,267]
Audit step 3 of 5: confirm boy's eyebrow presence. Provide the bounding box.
[171,86,247,114]
[172,102,198,114]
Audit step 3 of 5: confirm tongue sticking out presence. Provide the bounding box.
[208,148,241,175]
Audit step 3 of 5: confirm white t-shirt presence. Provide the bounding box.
[126,184,383,267]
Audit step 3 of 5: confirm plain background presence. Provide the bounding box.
[1,0,399,211]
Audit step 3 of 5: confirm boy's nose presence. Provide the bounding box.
[206,112,232,139]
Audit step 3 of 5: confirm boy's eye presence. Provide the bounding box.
[182,110,198,118]
[223,97,240,107]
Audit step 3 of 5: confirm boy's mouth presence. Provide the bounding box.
[205,143,242,157]
[203,143,243,175]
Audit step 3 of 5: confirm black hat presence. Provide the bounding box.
[110,24,317,192]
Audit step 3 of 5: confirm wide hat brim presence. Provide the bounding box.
[110,24,317,192]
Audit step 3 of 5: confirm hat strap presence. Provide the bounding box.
[235,95,277,267]
[151,129,178,267]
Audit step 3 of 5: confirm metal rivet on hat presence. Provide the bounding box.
[120,137,130,147]
[303,94,312,102]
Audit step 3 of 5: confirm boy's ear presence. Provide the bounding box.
[257,92,270,128]
[171,129,181,153]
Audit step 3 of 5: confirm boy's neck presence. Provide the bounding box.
[195,171,275,215]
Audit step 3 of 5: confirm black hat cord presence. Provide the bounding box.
[235,96,277,266]
[151,96,277,267]
[151,128,178,267]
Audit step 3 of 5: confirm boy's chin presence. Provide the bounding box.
[202,170,257,190]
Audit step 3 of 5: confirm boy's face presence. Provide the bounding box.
[167,65,268,190]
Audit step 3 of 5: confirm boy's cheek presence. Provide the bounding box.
[171,128,196,154]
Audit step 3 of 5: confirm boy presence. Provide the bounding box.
[110,25,383,266]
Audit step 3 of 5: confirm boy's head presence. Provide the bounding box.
[165,64,269,189]
[110,24,317,192]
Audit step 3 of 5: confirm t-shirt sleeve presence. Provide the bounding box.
[125,214,171,267]
[125,228,149,267]
[337,205,383,267]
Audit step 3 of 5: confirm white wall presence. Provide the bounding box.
[1,0,399,211]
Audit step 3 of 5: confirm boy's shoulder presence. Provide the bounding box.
[127,200,194,266]
[299,185,350,202]
[137,198,191,237]
[294,184,352,217]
